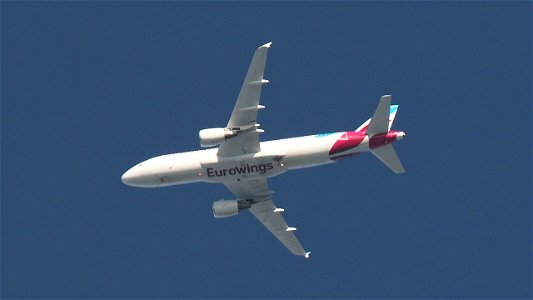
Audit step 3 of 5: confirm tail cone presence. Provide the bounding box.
[396,131,406,140]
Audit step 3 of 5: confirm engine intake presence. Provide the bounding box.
[199,128,235,147]
[212,199,252,218]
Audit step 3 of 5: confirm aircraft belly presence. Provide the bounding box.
[280,133,341,170]
[152,155,204,187]
[200,154,287,183]
[283,150,333,170]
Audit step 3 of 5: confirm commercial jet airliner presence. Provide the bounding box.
[121,42,406,258]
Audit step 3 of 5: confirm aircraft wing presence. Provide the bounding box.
[224,178,310,258]
[217,42,272,157]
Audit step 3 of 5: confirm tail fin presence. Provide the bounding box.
[367,95,392,135]
[355,96,399,133]
[371,144,405,174]
[364,95,406,174]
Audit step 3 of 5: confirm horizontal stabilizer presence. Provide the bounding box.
[371,144,405,174]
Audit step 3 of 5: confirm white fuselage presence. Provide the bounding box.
[121,131,374,188]
[120,41,407,258]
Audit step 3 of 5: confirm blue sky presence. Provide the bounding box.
[2,2,531,299]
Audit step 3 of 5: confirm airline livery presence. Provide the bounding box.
[121,42,406,258]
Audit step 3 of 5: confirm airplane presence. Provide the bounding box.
[121,42,406,258]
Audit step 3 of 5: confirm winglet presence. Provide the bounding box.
[248,79,269,86]
[305,252,311,259]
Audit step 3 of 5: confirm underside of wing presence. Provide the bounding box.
[217,42,272,157]
[217,132,261,157]
[223,178,310,258]
[249,199,309,257]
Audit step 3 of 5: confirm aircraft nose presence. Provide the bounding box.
[121,166,144,187]
[121,168,135,185]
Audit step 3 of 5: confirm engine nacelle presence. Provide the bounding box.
[213,200,239,218]
[212,199,252,218]
[199,128,235,148]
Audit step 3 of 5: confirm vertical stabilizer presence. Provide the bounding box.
[355,104,399,133]
[366,95,391,135]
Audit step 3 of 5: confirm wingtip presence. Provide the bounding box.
[304,252,311,259]
[260,42,272,49]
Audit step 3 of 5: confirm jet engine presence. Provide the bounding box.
[199,128,235,147]
[212,199,252,218]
